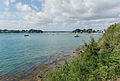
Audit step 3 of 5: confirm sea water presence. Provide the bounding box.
[0,33,102,75]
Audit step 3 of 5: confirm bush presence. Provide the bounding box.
[45,23,120,81]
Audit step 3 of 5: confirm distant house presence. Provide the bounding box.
[97,30,103,33]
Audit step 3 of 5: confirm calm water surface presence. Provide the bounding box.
[0,33,102,75]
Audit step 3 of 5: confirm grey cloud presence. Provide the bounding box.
[1,0,120,30]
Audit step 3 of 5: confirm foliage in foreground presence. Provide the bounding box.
[45,23,120,81]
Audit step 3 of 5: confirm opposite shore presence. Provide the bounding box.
[0,29,103,33]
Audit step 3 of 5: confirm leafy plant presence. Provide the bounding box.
[44,23,120,81]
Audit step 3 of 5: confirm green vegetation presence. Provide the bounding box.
[0,29,43,33]
[72,29,103,33]
[45,23,120,81]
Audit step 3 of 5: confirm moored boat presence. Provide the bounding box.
[24,35,29,36]
[74,34,79,37]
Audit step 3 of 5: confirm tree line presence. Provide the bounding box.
[72,29,103,33]
[0,29,43,33]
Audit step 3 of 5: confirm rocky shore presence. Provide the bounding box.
[0,46,84,81]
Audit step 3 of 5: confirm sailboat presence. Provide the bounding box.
[74,33,79,37]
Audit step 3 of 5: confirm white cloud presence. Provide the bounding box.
[16,2,32,12]
[1,0,120,30]
[26,0,120,26]
[32,5,39,10]
[4,0,10,6]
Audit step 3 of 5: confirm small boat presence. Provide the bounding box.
[74,34,79,37]
[24,35,29,36]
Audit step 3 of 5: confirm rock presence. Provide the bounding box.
[117,78,120,81]
[73,52,75,53]
[0,76,2,80]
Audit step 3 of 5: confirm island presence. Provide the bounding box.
[0,29,43,33]
[72,29,103,33]
[0,29,103,33]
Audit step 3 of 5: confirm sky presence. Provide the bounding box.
[0,0,120,31]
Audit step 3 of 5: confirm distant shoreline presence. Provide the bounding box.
[0,32,103,34]
[0,29,103,33]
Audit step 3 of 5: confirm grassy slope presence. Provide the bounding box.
[45,23,120,81]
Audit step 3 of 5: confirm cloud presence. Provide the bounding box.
[16,2,32,12]
[26,0,120,24]
[32,5,39,10]
[0,11,38,29]
[1,0,120,30]
[37,0,120,28]
[4,0,10,6]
